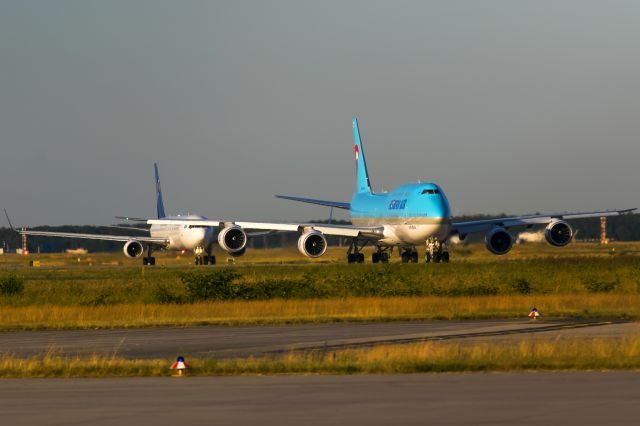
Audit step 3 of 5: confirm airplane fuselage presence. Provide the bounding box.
[350,182,452,246]
[149,214,214,251]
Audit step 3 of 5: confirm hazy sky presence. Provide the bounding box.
[1,1,639,226]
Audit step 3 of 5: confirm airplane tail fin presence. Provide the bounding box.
[353,117,372,194]
[154,163,166,219]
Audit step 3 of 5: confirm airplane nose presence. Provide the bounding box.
[186,227,207,247]
[435,194,451,218]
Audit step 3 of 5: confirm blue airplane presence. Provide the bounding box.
[149,117,634,264]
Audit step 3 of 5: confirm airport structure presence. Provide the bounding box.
[600,217,609,244]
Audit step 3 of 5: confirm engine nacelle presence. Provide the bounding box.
[485,227,513,255]
[217,225,247,253]
[545,220,573,247]
[123,240,144,258]
[297,230,327,258]
[228,247,246,258]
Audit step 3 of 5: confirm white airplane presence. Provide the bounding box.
[146,117,635,264]
[21,164,217,265]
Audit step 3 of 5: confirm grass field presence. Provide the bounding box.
[0,242,638,329]
[2,336,640,377]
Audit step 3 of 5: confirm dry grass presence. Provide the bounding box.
[0,294,638,330]
[3,336,640,377]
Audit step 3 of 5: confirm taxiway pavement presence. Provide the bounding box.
[1,319,635,359]
[1,372,639,425]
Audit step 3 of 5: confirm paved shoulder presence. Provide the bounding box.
[1,373,639,425]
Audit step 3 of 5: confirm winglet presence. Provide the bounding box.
[154,163,166,219]
[353,117,372,194]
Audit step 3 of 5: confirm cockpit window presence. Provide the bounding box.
[421,189,440,195]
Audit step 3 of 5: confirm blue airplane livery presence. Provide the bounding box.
[148,117,634,264]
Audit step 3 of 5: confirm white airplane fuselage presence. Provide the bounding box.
[149,215,214,251]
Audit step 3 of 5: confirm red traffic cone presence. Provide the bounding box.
[170,356,190,376]
[528,307,540,320]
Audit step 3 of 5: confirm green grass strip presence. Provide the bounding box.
[3,337,640,377]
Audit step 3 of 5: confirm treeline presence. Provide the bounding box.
[1,214,639,253]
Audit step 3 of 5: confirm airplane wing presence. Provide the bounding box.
[147,219,384,239]
[274,195,351,210]
[20,229,168,244]
[451,208,636,238]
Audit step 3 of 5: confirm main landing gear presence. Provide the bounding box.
[343,239,451,264]
[347,238,366,264]
[400,248,419,263]
[425,238,449,263]
[143,245,156,266]
[194,246,216,266]
[372,246,390,264]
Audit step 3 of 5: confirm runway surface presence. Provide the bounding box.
[2,373,639,425]
[0,319,635,359]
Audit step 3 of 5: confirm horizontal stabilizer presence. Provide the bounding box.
[114,216,150,222]
[275,195,351,210]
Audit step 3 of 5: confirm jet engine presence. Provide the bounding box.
[218,225,247,254]
[228,247,246,257]
[297,230,327,258]
[123,240,144,258]
[545,220,573,247]
[485,227,513,255]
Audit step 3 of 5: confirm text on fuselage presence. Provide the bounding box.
[388,199,407,210]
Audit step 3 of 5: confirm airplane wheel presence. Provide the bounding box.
[442,252,450,263]
[357,253,365,263]
[208,255,216,265]
[425,253,431,263]
[381,252,389,263]
[347,254,356,264]
[372,253,380,263]
[143,258,149,266]
[433,252,441,263]
[203,256,210,265]
[401,252,410,263]
[411,252,419,263]
[149,257,156,266]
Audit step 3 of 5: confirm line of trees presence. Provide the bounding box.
[1,214,639,253]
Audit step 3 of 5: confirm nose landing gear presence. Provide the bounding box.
[425,238,449,263]
[194,246,216,266]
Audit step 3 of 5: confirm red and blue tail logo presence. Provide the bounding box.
[353,117,372,194]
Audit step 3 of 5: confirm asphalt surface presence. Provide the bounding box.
[2,373,640,425]
[0,319,635,359]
